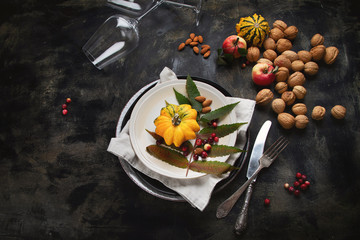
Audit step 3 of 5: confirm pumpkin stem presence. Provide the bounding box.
[172,113,181,126]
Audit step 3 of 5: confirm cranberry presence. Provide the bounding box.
[201,151,208,158]
[211,133,216,138]
[294,181,300,187]
[193,154,199,161]
[298,179,303,184]
[305,181,311,186]
[213,136,219,143]
[207,137,214,144]
[294,190,300,196]
[241,63,246,68]
[62,104,67,109]
[284,183,290,189]
[195,138,202,146]
[288,186,295,193]
[66,98,71,103]
[264,198,270,206]
[300,184,307,190]
[301,175,307,181]
[296,172,302,179]
[212,121,217,128]
[181,145,188,152]
[62,109,68,115]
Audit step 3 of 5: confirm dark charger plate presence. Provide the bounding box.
[115,76,250,201]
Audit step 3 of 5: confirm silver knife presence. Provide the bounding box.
[234,120,272,234]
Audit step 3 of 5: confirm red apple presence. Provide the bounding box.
[222,35,247,58]
[252,63,278,86]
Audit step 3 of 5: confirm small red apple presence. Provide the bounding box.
[222,35,247,59]
[252,63,278,86]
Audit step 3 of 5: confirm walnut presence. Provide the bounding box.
[263,38,276,50]
[270,28,285,42]
[284,26,298,40]
[288,71,306,87]
[311,33,324,47]
[310,45,326,61]
[281,91,296,105]
[246,46,260,62]
[274,55,292,70]
[312,106,326,120]
[272,98,286,114]
[275,82,288,94]
[273,20,287,31]
[292,85,307,99]
[276,38,293,53]
[275,67,289,82]
[324,46,339,64]
[295,115,309,129]
[281,50,299,62]
[277,113,295,129]
[256,89,274,106]
[292,103,307,115]
[257,58,274,66]
[291,60,305,72]
[297,50,312,63]
[331,105,346,119]
[304,61,319,76]
[263,49,277,61]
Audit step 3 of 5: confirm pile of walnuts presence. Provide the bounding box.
[252,19,346,129]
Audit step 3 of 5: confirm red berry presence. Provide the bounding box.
[294,190,300,196]
[213,136,219,143]
[264,198,270,205]
[204,143,212,151]
[207,137,214,144]
[62,109,68,115]
[66,98,71,103]
[211,133,216,138]
[288,186,295,193]
[62,104,67,109]
[181,145,188,152]
[193,154,199,160]
[212,121,217,128]
[294,181,300,187]
[298,179,303,184]
[245,60,250,65]
[241,63,246,68]
[301,175,307,181]
[201,151,208,158]
[300,184,307,190]
[305,181,311,186]
[296,172,302,179]
[284,183,290,189]
[195,138,202,146]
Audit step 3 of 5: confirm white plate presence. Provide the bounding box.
[129,79,237,179]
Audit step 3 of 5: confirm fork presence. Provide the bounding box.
[216,136,289,219]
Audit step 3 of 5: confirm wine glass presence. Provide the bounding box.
[83,0,165,70]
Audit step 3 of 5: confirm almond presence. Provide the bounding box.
[201,46,210,54]
[202,99,212,107]
[201,106,211,113]
[201,44,210,49]
[195,96,206,102]
[178,43,185,51]
[193,36,199,42]
[193,46,199,54]
[203,50,211,58]
[190,41,198,46]
[185,38,192,45]
[190,33,195,39]
[198,35,204,43]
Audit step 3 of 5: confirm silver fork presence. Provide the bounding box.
[216,136,289,219]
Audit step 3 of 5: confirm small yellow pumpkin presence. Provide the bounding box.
[236,13,270,47]
[154,104,200,147]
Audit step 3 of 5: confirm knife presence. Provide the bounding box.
[234,120,272,234]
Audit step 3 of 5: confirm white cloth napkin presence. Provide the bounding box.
[107,67,256,211]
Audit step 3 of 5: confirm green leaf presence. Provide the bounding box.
[198,123,247,138]
[237,47,247,56]
[146,145,189,168]
[146,130,193,153]
[173,88,191,105]
[189,160,237,175]
[200,102,240,122]
[186,75,202,112]
[207,145,245,157]
[217,48,234,65]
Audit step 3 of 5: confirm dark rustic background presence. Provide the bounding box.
[0,0,359,239]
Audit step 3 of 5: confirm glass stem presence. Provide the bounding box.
[136,0,165,22]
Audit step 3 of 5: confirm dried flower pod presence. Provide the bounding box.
[293,85,307,99]
[304,61,319,76]
[298,50,312,63]
[276,38,293,53]
[284,26,298,40]
[295,115,309,129]
[263,49,277,61]
[246,46,261,62]
[274,55,292,70]
[256,89,274,106]
[324,46,339,64]
[291,60,305,72]
[273,20,288,32]
[282,50,299,62]
[312,106,326,120]
[281,91,296,105]
[272,98,286,114]
[310,45,326,61]
[275,81,288,94]
[292,103,307,115]
[257,58,274,66]
[275,67,290,82]
[331,105,346,119]
[278,113,295,129]
[288,71,306,87]
[270,28,285,42]
[311,33,324,47]
[263,38,276,50]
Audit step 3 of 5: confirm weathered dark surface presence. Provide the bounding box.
[0,0,359,239]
